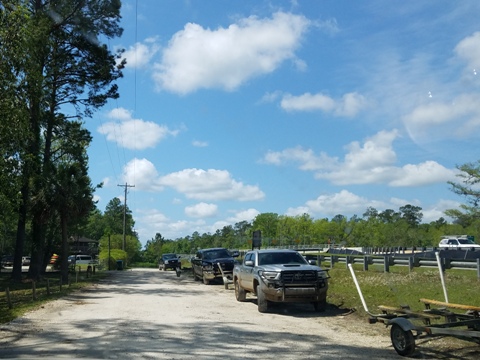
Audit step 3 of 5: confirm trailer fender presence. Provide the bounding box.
[387,317,416,332]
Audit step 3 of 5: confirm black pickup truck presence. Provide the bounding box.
[191,248,238,285]
[159,253,181,271]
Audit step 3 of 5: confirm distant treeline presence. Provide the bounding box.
[140,205,480,263]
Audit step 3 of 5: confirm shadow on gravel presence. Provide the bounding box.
[1,269,478,359]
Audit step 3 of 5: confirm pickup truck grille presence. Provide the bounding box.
[215,262,234,271]
[281,270,317,284]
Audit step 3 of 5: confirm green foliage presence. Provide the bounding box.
[447,161,480,226]
[99,248,127,270]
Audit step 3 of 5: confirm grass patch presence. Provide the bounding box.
[327,264,480,316]
[0,270,109,324]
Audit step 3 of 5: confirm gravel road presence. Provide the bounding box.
[1,268,478,359]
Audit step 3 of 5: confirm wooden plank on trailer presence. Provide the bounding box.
[420,298,480,312]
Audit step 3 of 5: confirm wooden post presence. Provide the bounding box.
[6,287,12,309]
[46,278,51,295]
[363,256,369,271]
[32,281,37,300]
[408,257,414,272]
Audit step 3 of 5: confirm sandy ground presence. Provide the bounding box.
[0,268,479,359]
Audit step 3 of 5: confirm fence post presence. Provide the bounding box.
[330,256,336,269]
[46,278,50,296]
[363,256,369,271]
[384,256,390,273]
[408,257,414,272]
[317,255,321,266]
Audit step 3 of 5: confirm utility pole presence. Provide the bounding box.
[118,183,135,252]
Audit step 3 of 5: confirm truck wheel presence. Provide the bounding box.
[313,299,326,312]
[235,279,246,302]
[203,274,210,285]
[256,285,269,313]
[390,324,415,356]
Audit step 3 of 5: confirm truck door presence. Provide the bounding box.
[240,252,255,292]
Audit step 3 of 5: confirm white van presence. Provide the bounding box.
[68,255,94,265]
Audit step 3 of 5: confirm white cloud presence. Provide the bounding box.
[136,208,208,240]
[287,190,386,218]
[153,12,311,94]
[264,130,456,187]
[263,146,335,171]
[122,158,164,191]
[454,31,480,71]
[185,202,218,218]
[98,108,179,150]
[422,199,461,223]
[403,94,480,141]
[121,160,265,202]
[120,38,160,69]
[280,92,367,117]
[225,208,260,224]
[192,140,209,147]
[160,168,265,201]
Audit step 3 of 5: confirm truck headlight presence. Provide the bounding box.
[317,270,328,279]
[259,270,280,281]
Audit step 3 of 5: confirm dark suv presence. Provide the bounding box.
[191,248,238,285]
[159,253,181,271]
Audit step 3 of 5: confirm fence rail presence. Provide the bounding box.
[315,254,480,279]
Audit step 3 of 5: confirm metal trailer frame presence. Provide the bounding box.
[217,262,234,289]
[348,264,480,356]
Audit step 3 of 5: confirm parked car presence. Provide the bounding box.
[1,255,14,267]
[22,256,31,266]
[159,253,181,271]
[191,248,239,285]
[439,236,480,249]
[68,254,95,266]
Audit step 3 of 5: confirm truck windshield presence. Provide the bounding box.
[204,249,230,260]
[259,252,308,265]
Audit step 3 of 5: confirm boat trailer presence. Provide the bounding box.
[348,263,480,356]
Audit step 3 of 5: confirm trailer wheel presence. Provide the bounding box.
[390,324,415,356]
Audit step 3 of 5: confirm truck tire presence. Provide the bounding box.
[235,279,246,302]
[256,285,269,313]
[192,269,199,281]
[203,274,210,285]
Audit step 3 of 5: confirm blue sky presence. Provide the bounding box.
[84,1,480,246]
